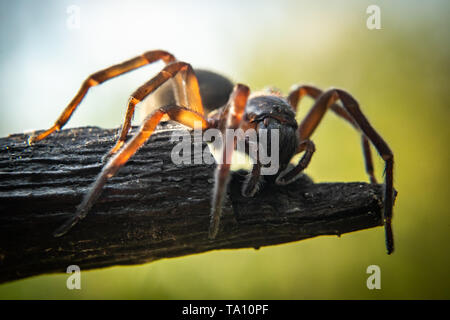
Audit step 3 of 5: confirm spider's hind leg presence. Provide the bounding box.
[28,50,176,144]
[104,62,205,161]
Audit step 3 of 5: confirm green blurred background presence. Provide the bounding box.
[0,0,449,299]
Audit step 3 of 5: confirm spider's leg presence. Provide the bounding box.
[209,84,250,239]
[275,139,315,185]
[28,50,176,144]
[288,84,377,184]
[53,105,210,238]
[105,61,205,159]
[297,88,394,254]
[362,135,377,184]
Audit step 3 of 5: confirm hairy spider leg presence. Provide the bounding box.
[296,88,395,254]
[28,50,177,144]
[288,85,377,184]
[105,61,205,159]
[209,84,250,239]
[53,105,209,238]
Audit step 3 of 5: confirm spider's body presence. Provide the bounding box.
[29,50,395,254]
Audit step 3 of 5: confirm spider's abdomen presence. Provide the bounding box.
[196,69,234,112]
[142,69,234,115]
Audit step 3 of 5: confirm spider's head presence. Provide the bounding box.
[258,115,299,176]
[247,95,299,176]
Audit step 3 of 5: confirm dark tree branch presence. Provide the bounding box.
[0,123,385,284]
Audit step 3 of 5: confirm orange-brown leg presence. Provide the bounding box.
[297,88,394,254]
[53,105,209,237]
[288,84,377,184]
[105,61,205,159]
[209,84,250,239]
[28,50,176,144]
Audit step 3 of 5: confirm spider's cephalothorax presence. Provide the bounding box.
[28,50,395,254]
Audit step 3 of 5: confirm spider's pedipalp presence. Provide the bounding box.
[275,139,315,185]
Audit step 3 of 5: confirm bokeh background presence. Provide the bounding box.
[0,0,449,299]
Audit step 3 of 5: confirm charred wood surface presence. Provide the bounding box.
[0,124,384,283]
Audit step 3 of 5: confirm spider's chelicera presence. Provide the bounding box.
[28,50,395,254]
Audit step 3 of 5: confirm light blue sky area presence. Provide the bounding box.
[0,0,447,136]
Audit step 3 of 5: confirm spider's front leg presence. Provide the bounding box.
[209,84,250,239]
[53,105,210,237]
[288,85,377,184]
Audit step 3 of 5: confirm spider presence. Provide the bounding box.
[28,50,395,254]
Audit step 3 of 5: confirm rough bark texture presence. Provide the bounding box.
[0,123,384,284]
